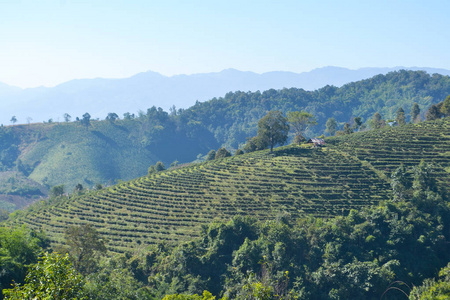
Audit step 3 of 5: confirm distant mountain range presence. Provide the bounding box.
[1,66,449,125]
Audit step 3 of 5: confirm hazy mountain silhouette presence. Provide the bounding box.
[1,66,449,125]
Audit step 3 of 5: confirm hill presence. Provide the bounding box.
[0,111,218,210]
[8,118,450,253]
[1,70,450,211]
[184,70,450,148]
[1,67,450,126]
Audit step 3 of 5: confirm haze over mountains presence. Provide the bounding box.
[1,66,450,125]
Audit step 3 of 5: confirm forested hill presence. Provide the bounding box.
[183,70,450,148]
[0,70,449,211]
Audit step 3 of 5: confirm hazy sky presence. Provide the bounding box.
[1,0,449,88]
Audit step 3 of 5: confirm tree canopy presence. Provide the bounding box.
[3,252,85,300]
[256,111,289,152]
[286,110,317,142]
[64,224,107,275]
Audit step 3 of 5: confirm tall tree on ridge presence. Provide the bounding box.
[411,103,421,123]
[325,117,337,136]
[287,111,317,143]
[257,111,289,153]
[396,107,406,126]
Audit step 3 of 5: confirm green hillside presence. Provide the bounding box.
[0,112,218,208]
[183,70,450,148]
[8,118,450,253]
[327,118,450,183]
[1,70,449,211]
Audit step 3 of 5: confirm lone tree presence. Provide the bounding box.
[81,112,91,129]
[396,107,406,126]
[10,116,17,125]
[426,103,443,121]
[325,117,337,136]
[343,123,353,135]
[106,112,119,123]
[206,150,216,161]
[215,147,231,159]
[352,117,363,131]
[411,103,421,123]
[148,161,166,174]
[257,111,289,153]
[63,113,71,122]
[287,110,317,143]
[370,112,384,129]
[49,184,65,198]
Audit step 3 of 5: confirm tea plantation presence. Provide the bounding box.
[8,118,450,253]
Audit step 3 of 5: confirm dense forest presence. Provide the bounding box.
[182,70,450,147]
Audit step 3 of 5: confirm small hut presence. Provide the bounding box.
[307,138,325,147]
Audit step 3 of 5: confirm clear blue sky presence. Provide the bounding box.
[1,0,449,88]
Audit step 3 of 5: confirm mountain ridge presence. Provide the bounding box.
[2,66,450,125]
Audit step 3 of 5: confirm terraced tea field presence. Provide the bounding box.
[327,118,450,188]
[9,118,450,253]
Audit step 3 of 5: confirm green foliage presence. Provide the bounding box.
[370,112,384,129]
[81,112,91,129]
[391,164,409,202]
[241,281,274,300]
[64,224,107,275]
[215,148,231,159]
[0,226,48,293]
[3,252,85,300]
[206,150,216,161]
[286,111,317,141]
[409,263,450,299]
[0,127,19,171]
[162,290,219,300]
[148,161,166,174]
[396,107,406,125]
[441,95,450,116]
[343,123,353,135]
[292,134,305,144]
[64,113,72,122]
[256,111,289,152]
[49,184,65,198]
[234,149,244,156]
[0,172,45,201]
[411,102,421,123]
[243,136,266,153]
[106,112,119,123]
[83,256,153,300]
[325,118,337,136]
[352,117,363,131]
[426,103,444,121]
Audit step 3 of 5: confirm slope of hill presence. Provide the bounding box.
[1,66,449,125]
[8,118,450,253]
[1,70,450,211]
[0,112,218,207]
[327,118,450,182]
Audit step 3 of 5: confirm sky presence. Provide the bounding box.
[0,0,449,88]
